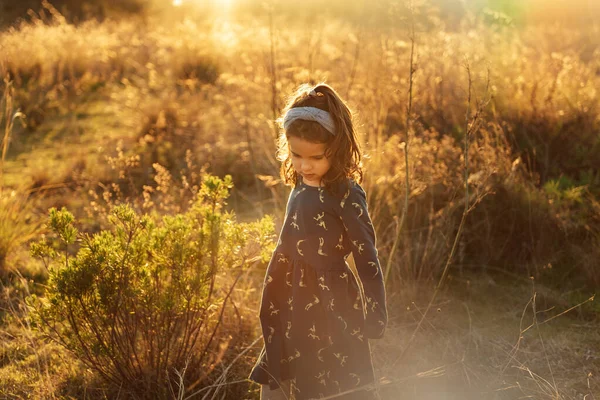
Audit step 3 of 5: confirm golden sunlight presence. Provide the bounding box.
[173,0,236,10]
[212,0,236,11]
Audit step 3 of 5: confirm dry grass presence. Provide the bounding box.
[0,0,598,398]
[368,274,599,400]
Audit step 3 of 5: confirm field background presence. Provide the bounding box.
[1,0,599,399]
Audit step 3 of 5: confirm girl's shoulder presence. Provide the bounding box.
[339,176,366,194]
[327,177,367,207]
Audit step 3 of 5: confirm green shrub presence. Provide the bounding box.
[27,174,275,399]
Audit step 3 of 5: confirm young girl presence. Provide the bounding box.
[248,83,388,400]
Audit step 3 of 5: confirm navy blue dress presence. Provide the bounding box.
[248,176,388,400]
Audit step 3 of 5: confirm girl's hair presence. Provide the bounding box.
[275,82,363,197]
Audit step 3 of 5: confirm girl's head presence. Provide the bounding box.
[276,83,363,193]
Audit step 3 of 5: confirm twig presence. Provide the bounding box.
[267,1,279,141]
[391,57,491,367]
[384,0,416,285]
[184,335,262,400]
[1,76,26,191]
[345,28,363,101]
[530,282,559,399]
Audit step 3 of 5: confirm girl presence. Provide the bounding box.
[249,83,388,400]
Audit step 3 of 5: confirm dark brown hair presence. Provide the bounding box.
[275,82,363,197]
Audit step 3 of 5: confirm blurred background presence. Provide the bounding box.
[0,0,599,399]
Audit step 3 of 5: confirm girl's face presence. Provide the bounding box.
[288,135,331,187]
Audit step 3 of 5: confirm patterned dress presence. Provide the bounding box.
[248,176,388,400]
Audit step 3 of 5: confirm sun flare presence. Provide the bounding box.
[213,0,235,10]
[173,0,235,10]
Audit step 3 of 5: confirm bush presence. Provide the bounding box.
[177,57,221,85]
[0,0,146,28]
[27,174,275,399]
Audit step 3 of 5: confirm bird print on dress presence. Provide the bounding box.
[351,239,365,255]
[314,212,327,230]
[318,276,330,291]
[308,323,320,340]
[316,370,329,386]
[267,326,275,343]
[365,296,380,313]
[333,352,348,366]
[335,233,344,250]
[353,291,362,310]
[351,327,364,342]
[352,202,364,217]
[349,373,361,386]
[249,178,387,400]
[304,294,320,311]
[285,321,292,339]
[299,268,307,287]
[341,220,349,232]
[296,239,306,256]
[340,189,350,208]
[368,261,379,278]
[327,298,335,311]
[318,237,327,256]
[290,211,300,230]
[317,347,328,362]
[331,377,341,393]
[337,315,348,331]
[281,348,301,364]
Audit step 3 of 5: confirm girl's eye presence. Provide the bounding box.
[291,154,322,160]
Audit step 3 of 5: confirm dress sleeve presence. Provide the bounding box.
[338,182,388,339]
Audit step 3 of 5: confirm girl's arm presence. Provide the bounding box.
[338,182,388,339]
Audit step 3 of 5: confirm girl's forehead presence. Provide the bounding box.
[288,136,327,155]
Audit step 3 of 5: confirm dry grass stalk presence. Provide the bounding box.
[384,0,416,285]
[496,278,596,399]
[0,77,25,191]
[392,57,492,368]
[267,1,280,141]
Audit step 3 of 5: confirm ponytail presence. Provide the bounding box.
[313,84,363,186]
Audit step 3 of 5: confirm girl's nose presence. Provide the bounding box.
[300,163,312,172]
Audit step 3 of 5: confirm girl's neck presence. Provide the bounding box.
[299,175,324,188]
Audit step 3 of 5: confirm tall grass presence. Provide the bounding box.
[0,78,25,189]
[0,1,598,398]
[0,77,40,279]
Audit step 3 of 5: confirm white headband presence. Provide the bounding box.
[283,106,336,135]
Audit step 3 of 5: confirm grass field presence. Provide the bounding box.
[0,0,598,398]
